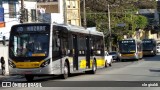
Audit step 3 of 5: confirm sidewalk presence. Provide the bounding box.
[0,69,9,82]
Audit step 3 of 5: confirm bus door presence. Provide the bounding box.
[72,35,78,70]
[86,36,90,68]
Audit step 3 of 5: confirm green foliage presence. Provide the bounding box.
[81,0,152,48]
[134,15,148,29]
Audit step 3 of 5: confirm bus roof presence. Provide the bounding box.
[54,24,104,36]
[11,23,104,37]
[122,38,141,41]
[12,22,50,26]
[142,38,156,41]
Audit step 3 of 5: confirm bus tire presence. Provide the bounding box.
[61,62,69,79]
[90,60,97,74]
[25,75,34,82]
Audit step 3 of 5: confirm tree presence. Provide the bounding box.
[134,15,148,29]
[80,0,153,49]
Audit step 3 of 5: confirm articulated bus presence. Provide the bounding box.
[118,39,143,60]
[142,39,157,56]
[8,23,106,81]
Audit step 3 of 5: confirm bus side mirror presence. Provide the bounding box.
[2,36,6,46]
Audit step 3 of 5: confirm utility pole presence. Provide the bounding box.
[83,0,87,28]
[108,4,112,52]
[20,0,24,23]
[63,0,67,24]
[107,4,119,52]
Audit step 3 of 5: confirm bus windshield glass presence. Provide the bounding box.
[143,43,153,50]
[9,34,49,57]
[119,40,136,53]
[9,25,50,58]
[142,40,153,50]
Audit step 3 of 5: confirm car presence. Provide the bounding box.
[109,51,120,61]
[157,46,160,53]
[105,51,113,67]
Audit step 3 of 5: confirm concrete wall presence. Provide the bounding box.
[22,1,37,23]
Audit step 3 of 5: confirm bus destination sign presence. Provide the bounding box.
[121,40,135,43]
[142,40,151,43]
[16,26,49,32]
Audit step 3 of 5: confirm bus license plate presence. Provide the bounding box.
[23,71,32,74]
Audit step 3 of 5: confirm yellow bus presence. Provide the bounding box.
[118,38,143,61]
[142,39,157,56]
[8,23,106,81]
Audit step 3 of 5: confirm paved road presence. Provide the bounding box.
[1,54,160,90]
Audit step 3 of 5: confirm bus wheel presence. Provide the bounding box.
[90,60,97,74]
[25,75,34,82]
[61,62,69,79]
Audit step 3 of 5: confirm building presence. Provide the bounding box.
[0,0,20,40]
[37,0,81,26]
[0,0,37,41]
[132,9,160,40]
[20,0,37,23]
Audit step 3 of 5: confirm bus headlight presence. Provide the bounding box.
[8,60,16,68]
[134,53,138,57]
[40,59,50,67]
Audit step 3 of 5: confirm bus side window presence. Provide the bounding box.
[68,34,73,56]
[52,29,61,59]
[78,35,86,56]
[60,30,68,56]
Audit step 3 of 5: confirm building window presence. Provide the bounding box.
[68,5,70,8]
[24,9,28,22]
[9,1,16,18]
[72,1,76,8]
[31,9,36,22]
[68,20,71,24]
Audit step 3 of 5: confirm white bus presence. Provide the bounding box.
[8,23,106,81]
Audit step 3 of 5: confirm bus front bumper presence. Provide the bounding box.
[143,51,154,56]
[120,54,138,60]
[9,65,61,75]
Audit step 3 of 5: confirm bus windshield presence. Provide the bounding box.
[9,33,49,57]
[143,43,153,50]
[120,43,136,53]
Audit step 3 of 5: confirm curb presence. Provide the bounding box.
[0,75,10,81]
